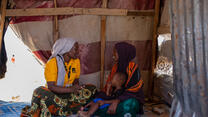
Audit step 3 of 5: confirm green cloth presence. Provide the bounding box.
[94,98,139,117]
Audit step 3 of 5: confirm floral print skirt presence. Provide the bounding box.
[21,85,97,117]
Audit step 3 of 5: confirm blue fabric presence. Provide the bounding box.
[93,98,110,109]
[0,100,29,117]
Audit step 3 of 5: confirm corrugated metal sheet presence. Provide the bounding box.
[170,0,208,117]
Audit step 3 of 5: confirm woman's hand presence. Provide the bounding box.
[107,99,120,114]
[71,84,82,93]
[80,101,93,111]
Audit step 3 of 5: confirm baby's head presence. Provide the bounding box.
[111,72,127,88]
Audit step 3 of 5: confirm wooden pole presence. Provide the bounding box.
[148,0,160,99]
[53,0,59,42]
[0,0,7,52]
[100,0,108,89]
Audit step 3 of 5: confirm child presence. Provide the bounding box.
[78,72,127,117]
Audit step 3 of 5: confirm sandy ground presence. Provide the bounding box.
[0,27,46,102]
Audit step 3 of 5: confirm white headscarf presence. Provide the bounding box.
[50,38,77,86]
[50,38,76,59]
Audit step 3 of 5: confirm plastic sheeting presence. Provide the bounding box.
[154,34,173,105]
[158,0,170,34]
[0,100,29,117]
[0,101,76,117]
[170,0,208,116]
[155,34,172,76]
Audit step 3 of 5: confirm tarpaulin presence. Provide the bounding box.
[154,34,173,105]
[0,100,29,117]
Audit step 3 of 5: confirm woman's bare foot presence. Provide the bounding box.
[78,111,90,117]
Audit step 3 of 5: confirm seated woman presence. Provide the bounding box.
[78,72,127,117]
[95,42,145,117]
[21,38,96,117]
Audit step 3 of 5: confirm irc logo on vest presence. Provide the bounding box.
[72,68,76,73]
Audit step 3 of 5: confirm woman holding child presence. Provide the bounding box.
[79,42,145,117]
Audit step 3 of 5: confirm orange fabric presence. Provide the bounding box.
[127,80,143,92]
[11,57,15,63]
[104,64,117,91]
[106,64,118,84]
[125,62,138,87]
[32,108,40,117]
[70,102,81,108]
[48,105,59,114]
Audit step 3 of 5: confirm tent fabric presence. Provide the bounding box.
[158,0,170,34]
[8,0,155,91]
[0,36,7,79]
[160,0,170,28]
[0,18,10,79]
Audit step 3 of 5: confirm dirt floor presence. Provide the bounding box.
[143,104,170,117]
[142,97,170,117]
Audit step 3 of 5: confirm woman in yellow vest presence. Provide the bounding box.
[21,38,96,117]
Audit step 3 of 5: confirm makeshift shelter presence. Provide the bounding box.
[0,0,159,96]
[0,0,208,117]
